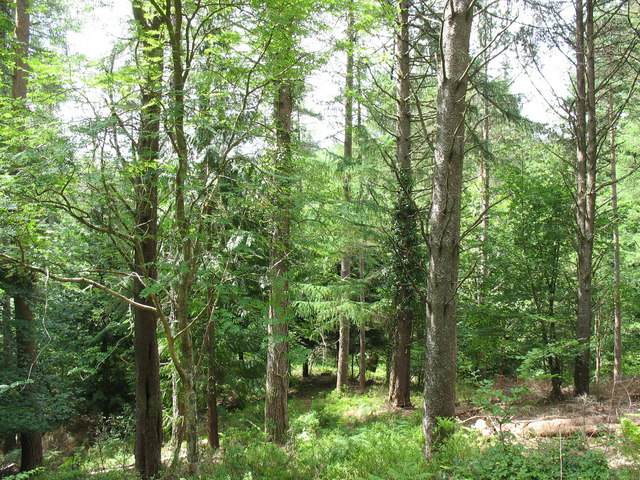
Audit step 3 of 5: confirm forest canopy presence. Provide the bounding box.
[1,0,640,478]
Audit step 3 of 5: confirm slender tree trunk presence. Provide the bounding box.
[389,0,415,409]
[337,6,355,393]
[547,280,563,400]
[610,89,622,385]
[573,0,596,396]
[2,296,17,453]
[164,1,200,471]
[170,366,184,456]
[14,290,43,472]
[337,257,351,391]
[477,10,492,303]
[12,0,29,103]
[594,311,602,385]
[423,0,474,457]
[204,315,220,449]
[131,4,163,477]
[359,256,366,394]
[265,80,293,444]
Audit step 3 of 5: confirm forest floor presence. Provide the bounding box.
[3,373,640,479]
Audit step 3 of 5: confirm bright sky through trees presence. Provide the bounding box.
[65,0,568,138]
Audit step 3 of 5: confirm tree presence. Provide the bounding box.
[610,88,622,384]
[130,2,163,477]
[423,0,474,456]
[572,0,597,396]
[10,0,44,470]
[388,0,418,409]
[337,3,355,393]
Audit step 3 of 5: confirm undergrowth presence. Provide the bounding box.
[22,385,638,479]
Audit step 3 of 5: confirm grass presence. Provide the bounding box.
[11,378,639,479]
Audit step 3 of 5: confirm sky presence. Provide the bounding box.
[66,0,571,143]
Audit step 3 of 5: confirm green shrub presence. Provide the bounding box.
[438,433,614,480]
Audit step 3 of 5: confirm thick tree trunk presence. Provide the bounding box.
[389,0,415,410]
[265,80,293,444]
[11,0,41,471]
[14,291,43,472]
[573,0,596,396]
[423,0,473,457]
[610,89,622,385]
[131,5,163,477]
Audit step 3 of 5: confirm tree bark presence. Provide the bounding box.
[2,296,17,453]
[337,257,351,391]
[265,80,293,444]
[478,11,491,302]
[12,0,29,103]
[610,88,622,385]
[15,290,43,472]
[389,0,415,409]
[337,6,355,393]
[11,0,42,471]
[131,4,163,477]
[359,256,366,394]
[164,0,199,471]
[204,316,220,449]
[423,0,473,457]
[573,0,596,396]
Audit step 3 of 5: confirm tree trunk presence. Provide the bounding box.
[2,296,17,453]
[573,0,596,396]
[204,317,220,450]
[389,0,415,410]
[11,0,42,471]
[15,291,43,472]
[336,257,351,391]
[610,88,622,385]
[132,118,163,480]
[477,9,492,303]
[170,367,184,460]
[265,80,293,444]
[131,4,163,477]
[337,6,355,393]
[423,0,474,457]
[12,0,29,103]
[164,0,200,470]
[359,256,366,394]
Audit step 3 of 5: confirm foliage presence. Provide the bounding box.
[437,435,613,480]
[620,417,640,467]
[35,388,624,480]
